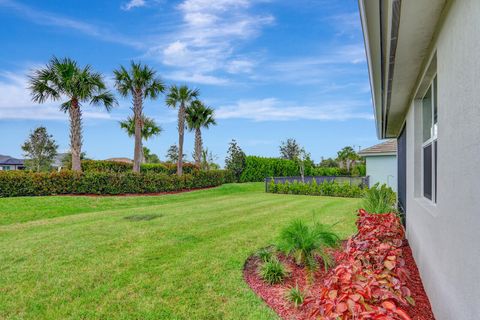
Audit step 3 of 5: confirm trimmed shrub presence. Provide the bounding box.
[268,179,365,198]
[0,170,234,197]
[240,156,309,182]
[80,160,200,174]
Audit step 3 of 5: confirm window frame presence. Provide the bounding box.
[421,75,438,203]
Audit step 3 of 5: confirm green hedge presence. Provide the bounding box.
[268,179,364,198]
[0,170,234,197]
[80,160,199,174]
[240,156,306,182]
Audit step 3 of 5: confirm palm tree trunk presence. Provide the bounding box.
[194,128,202,167]
[177,102,185,176]
[133,91,143,173]
[69,99,82,172]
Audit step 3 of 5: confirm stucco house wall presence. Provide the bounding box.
[403,1,480,319]
[365,155,397,191]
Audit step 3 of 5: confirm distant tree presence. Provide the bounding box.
[119,115,162,163]
[165,144,186,163]
[295,149,312,182]
[185,100,216,166]
[336,146,359,173]
[200,148,219,171]
[29,57,116,171]
[166,85,199,176]
[225,139,246,181]
[21,126,58,172]
[114,61,165,172]
[143,147,160,164]
[279,138,302,160]
[61,152,87,169]
[319,157,339,168]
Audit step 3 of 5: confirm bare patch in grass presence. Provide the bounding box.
[123,214,163,221]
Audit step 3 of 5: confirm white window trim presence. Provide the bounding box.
[421,75,438,204]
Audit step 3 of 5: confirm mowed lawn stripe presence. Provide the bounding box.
[0,183,361,320]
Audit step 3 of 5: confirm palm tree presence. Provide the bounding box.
[114,62,165,172]
[336,146,358,173]
[29,57,116,172]
[165,85,199,176]
[119,115,162,163]
[185,100,216,166]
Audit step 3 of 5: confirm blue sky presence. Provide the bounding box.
[0,0,380,164]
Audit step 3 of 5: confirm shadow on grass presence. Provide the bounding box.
[123,214,163,221]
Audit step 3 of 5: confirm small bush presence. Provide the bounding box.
[277,220,339,272]
[268,180,365,198]
[255,247,274,263]
[258,258,288,285]
[285,283,305,308]
[363,183,397,213]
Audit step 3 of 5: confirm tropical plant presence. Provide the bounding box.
[185,100,216,166]
[336,146,359,173]
[114,61,165,172]
[119,115,162,140]
[29,57,116,171]
[200,148,219,170]
[142,147,160,164]
[363,183,397,213]
[166,85,199,176]
[277,220,339,272]
[258,258,288,285]
[119,115,162,163]
[225,140,246,182]
[21,126,58,172]
[285,283,305,308]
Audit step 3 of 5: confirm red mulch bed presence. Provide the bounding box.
[58,186,217,197]
[244,242,435,320]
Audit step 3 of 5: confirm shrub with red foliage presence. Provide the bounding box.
[305,209,414,320]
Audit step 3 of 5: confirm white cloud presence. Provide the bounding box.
[121,0,146,11]
[0,71,115,121]
[164,71,229,85]
[215,98,373,122]
[145,0,273,84]
[0,0,142,48]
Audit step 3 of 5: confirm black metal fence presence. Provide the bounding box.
[265,176,370,192]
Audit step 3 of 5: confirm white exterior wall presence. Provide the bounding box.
[365,155,397,191]
[405,1,480,319]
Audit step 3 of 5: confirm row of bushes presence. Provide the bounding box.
[81,160,199,174]
[0,170,234,197]
[268,179,365,198]
[239,156,365,182]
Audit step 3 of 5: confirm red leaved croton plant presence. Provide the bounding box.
[304,209,414,320]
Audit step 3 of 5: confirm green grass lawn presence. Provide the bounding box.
[0,183,361,320]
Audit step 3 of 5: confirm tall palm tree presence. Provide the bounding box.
[185,100,216,166]
[119,115,162,163]
[114,62,165,172]
[29,57,116,172]
[165,85,199,176]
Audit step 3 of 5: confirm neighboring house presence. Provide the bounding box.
[52,153,68,171]
[359,0,480,319]
[0,155,25,170]
[105,158,133,164]
[359,140,397,191]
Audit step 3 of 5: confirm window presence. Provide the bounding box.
[421,76,438,202]
[1,166,11,171]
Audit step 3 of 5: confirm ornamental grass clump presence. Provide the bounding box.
[277,220,340,272]
[285,283,306,308]
[363,183,397,213]
[258,258,288,285]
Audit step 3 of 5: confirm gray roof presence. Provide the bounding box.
[0,155,25,165]
[359,140,397,156]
